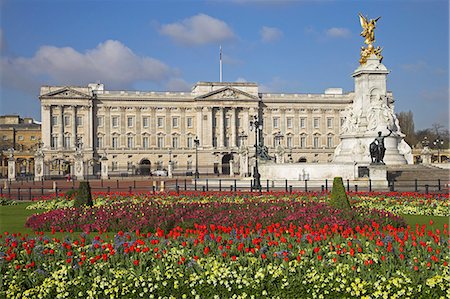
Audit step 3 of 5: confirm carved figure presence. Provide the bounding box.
[358,13,383,64]
[371,129,393,164]
[358,13,380,45]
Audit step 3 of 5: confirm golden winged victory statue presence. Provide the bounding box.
[358,13,383,65]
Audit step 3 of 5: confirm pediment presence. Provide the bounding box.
[195,86,259,101]
[40,87,91,99]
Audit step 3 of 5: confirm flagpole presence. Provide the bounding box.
[219,45,223,83]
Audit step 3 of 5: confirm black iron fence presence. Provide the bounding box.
[1,177,447,201]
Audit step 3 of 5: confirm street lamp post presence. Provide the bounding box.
[194,136,200,178]
[250,115,262,191]
[433,137,444,163]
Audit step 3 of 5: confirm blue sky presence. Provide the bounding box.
[1,0,448,130]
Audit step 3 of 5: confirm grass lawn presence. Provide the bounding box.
[0,202,44,235]
[0,202,448,235]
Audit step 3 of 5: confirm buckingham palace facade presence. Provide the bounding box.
[39,81,357,176]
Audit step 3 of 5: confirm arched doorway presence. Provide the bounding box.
[139,159,151,175]
[222,154,232,175]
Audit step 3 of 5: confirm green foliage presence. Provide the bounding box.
[330,177,351,209]
[74,181,93,208]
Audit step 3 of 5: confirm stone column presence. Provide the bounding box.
[58,106,64,149]
[180,107,186,147]
[229,159,234,177]
[205,107,213,147]
[248,108,256,147]
[218,107,224,148]
[100,156,109,179]
[42,105,52,150]
[150,107,157,147]
[88,104,94,151]
[231,108,237,147]
[71,106,77,149]
[8,156,16,181]
[104,106,111,148]
[120,107,126,148]
[196,107,203,146]
[136,107,142,148]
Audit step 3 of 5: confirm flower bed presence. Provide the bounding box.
[1,222,448,298]
[25,199,406,233]
[26,191,449,217]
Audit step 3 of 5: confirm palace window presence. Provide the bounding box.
[313,136,320,148]
[300,118,306,129]
[64,115,70,127]
[51,116,58,126]
[287,136,293,148]
[187,117,193,128]
[111,161,118,171]
[127,117,134,128]
[327,136,333,148]
[313,118,320,129]
[157,136,164,148]
[76,116,83,127]
[112,137,118,149]
[287,117,293,129]
[64,136,70,149]
[225,117,230,127]
[157,117,164,128]
[97,116,103,127]
[187,136,193,148]
[142,117,149,128]
[112,116,119,128]
[273,117,280,129]
[327,117,333,129]
[18,135,24,141]
[172,117,179,128]
[127,136,134,149]
[96,136,103,149]
[51,136,58,149]
[172,136,179,148]
[300,136,306,148]
[142,136,149,149]
[30,136,36,141]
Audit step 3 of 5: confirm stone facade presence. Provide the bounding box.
[39,82,355,176]
[0,115,41,177]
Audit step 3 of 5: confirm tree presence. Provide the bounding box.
[396,111,416,147]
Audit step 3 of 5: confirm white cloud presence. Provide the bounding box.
[325,27,351,38]
[159,14,235,46]
[260,26,283,43]
[1,40,173,90]
[236,77,247,82]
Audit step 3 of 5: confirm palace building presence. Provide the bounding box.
[39,81,364,176]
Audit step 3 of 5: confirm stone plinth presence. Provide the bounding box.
[333,54,412,165]
[259,162,388,188]
[8,158,16,181]
[100,157,108,179]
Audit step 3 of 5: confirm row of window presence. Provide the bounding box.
[50,134,335,150]
[51,115,345,131]
[98,116,194,129]
[2,135,37,141]
[273,117,342,129]
[51,116,83,127]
